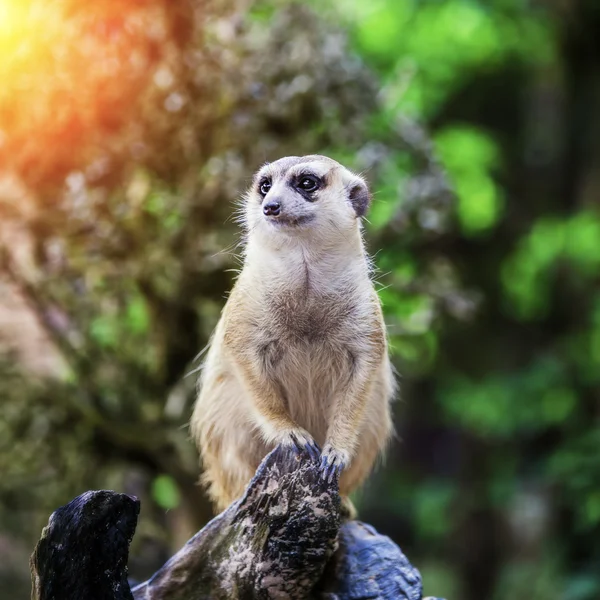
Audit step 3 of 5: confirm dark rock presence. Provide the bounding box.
[316,521,422,600]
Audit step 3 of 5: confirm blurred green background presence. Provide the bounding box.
[1,0,599,598]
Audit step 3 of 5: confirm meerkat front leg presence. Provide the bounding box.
[320,367,376,482]
[238,364,321,459]
[224,331,321,460]
[320,298,389,481]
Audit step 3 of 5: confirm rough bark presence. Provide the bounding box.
[31,445,445,600]
[30,490,140,600]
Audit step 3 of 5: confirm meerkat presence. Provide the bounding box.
[191,155,395,515]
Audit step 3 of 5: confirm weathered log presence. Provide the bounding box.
[132,445,340,599]
[31,445,446,600]
[30,490,139,600]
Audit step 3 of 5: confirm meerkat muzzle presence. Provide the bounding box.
[263,200,281,216]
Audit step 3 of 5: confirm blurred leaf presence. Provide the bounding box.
[439,357,576,438]
[502,212,600,320]
[549,430,600,530]
[541,388,576,424]
[126,295,150,335]
[152,474,181,511]
[90,315,119,349]
[565,212,600,275]
[339,0,556,117]
[435,126,503,235]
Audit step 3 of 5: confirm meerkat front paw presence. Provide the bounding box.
[319,444,350,483]
[280,428,321,461]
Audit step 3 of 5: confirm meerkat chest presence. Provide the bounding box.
[258,284,365,400]
[266,287,356,343]
[259,294,354,435]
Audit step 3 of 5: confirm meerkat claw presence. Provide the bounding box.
[306,440,321,461]
[319,452,345,483]
[289,432,321,461]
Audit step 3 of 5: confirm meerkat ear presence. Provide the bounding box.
[347,177,371,217]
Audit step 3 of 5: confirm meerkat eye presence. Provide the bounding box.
[259,179,272,196]
[297,176,319,193]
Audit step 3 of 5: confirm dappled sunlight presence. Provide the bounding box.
[0,0,166,183]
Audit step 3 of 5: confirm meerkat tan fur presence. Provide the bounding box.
[191,155,395,513]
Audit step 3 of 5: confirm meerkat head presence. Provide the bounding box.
[244,155,371,244]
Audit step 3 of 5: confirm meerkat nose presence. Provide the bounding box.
[263,201,281,216]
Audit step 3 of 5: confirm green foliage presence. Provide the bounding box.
[502,212,600,320]
[90,289,150,348]
[549,430,600,529]
[435,126,503,235]
[152,475,181,511]
[335,0,556,117]
[439,357,576,438]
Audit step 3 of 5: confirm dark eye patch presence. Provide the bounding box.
[290,172,322,201]
[258,178,272,196]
